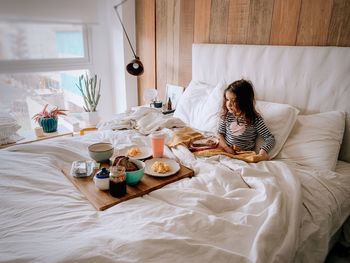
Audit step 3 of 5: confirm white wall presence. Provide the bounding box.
[90,0,138,121]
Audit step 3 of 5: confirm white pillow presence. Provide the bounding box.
[0,112,21,140]
[174,80,226,132]
[255,101,300,158]
[276,111,345,171]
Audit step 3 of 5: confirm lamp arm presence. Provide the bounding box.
[114,1,137,58]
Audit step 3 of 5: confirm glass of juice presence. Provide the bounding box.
[150,132,165,158]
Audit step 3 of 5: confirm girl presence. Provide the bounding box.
[218,79,275,160]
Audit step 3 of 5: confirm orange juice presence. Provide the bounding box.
[151,132,165,158]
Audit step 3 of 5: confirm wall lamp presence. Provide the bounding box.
[114,0,144,76]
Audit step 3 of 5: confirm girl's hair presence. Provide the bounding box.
[220,79,259,125]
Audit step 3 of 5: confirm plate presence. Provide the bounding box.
[189,136,219,152]
[144,158,180,177]
[119,146,152,160]
[70,160,95,178]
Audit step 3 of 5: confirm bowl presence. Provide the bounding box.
[125,159,145,185]
[88,142,114,162]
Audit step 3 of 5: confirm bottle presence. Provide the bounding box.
[167,97,172,110]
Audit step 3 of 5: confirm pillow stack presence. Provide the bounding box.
[0,112,22,145]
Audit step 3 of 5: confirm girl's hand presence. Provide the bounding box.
[218,134,235,154]
[258,149,270,160]
[223,146,235,154]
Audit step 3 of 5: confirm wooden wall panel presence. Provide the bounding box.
[296,0,333,45]
[136,0,155,105]
[327,0,350,46]
[165,0,180,89]
[270,0,301,45]
[227,0,250,44]
[156,0,182,100]
[247,0,274,44]
[209,0,229,43]
[194,0,211,43]
[136,0,350,105]
[155,0,168,100]
[179,0,195,88]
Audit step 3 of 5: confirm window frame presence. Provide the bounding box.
[0,22,93,74]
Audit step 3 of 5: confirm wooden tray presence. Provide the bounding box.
[61,161,194,211]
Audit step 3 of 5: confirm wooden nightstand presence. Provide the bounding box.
[0,126,73,149]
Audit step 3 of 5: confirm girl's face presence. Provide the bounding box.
[225,91,240,115]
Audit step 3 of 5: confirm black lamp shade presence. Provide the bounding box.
[114,3,144,77]
[126,57,144,76]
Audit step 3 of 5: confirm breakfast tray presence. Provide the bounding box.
[61,161,194,211]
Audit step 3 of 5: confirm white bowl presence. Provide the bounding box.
[88,142,114,162]
[93,175,110,190]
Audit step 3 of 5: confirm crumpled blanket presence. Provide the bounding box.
[97,107,186,135]
[168,127,204,147]
[169,127,266,163]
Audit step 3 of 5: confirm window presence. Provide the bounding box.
[0,22,85,60]
[0,21,92,132]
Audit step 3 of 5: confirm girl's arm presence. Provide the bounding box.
[255,117,275,158]
[217,117,235,154]
[218,134,235,154]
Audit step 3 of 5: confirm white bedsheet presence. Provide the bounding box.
[0,129,349,263]
[294,161,350,262]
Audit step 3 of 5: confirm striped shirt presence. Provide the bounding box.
[218,113,275,153]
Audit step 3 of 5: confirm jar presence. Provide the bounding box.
[109,166,127,197]
[93,167,110,190]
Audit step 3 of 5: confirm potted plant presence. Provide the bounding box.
[32,104,67,133]
[76,73,101,126]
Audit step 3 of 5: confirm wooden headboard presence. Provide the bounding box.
[192,44,350,162]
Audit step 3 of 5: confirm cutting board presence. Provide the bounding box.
[62,161,194,211]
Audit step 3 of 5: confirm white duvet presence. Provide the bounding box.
[0,129,349,263]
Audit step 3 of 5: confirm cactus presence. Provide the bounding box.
[76,73,101,112]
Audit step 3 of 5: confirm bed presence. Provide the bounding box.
[1,44,349,263]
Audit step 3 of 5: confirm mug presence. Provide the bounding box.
[34,127,44,137]
[150,101,163,108]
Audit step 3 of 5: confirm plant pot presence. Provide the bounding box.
[82,112,100,126]
[40,117,58,133]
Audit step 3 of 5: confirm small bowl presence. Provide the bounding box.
[125,159,145,185]
[93,175,110,190]
[88,142,114,162]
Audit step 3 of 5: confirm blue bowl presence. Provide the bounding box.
[125,159,145,185]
